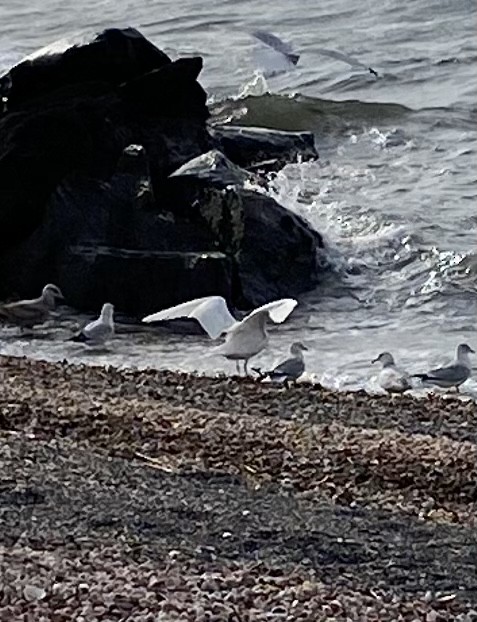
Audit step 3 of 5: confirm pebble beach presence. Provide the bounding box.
[1,0,476,617]
[1,355,476,620]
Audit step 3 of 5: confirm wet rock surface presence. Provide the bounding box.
[0,355,476,620]
[209,125,318,171]
[0,27,323,312]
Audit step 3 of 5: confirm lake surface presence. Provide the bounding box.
[0,0,476,395]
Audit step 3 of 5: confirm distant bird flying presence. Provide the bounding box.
[0,284,64,329]
[252,30,301,66]
[252,30,378,77]
[72,303,115,345]
[142,296,297,375]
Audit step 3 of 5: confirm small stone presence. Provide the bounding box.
[23,585,46,601]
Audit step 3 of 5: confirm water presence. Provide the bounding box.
[0,0,476,395]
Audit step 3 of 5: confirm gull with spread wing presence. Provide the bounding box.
[252,30,378,77]
[142,296,297,374]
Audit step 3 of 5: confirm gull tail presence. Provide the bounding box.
[251,367,268,380]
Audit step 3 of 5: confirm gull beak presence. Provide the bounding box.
[470,347,476,354]
[302,344,309,351]
[371,357,378,364]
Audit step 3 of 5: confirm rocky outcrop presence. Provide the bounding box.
[0,30,212,250]
[0,27,324,314]
[166,151,324,305]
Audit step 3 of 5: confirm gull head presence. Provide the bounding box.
[290,341,308,355]
[457,343,475,357]
[372,352,395,367]
[100,302,115,322]
[41,283,64,305]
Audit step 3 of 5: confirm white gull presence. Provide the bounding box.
[372,352,412,394]
[72,302,115,346]
[142,295,297,375]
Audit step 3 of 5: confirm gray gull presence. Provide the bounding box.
[253,341,308,383]
[413,343,474,392]
[0,284,64,329]
[252,30,378,77]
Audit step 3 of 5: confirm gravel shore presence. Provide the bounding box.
[1,355,476,621]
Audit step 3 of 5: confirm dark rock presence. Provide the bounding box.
[0,149,232,301]
[119,57,208,119]
[116,144,155,210]
[164,150,325,305]
[170,149,253,187]
[0,142,324,311]
[238,189,324,304]
[0,144,245,311]
[210,124,318,170]
[60,246,232,316]
[0,97,119,246]
[0,29,211,249]
[0,27,171,108]
[0,27,325,314]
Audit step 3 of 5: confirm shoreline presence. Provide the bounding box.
[2,316,476,401]
[1,354,476,620]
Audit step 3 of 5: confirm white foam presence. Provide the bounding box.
[266,159,412,275]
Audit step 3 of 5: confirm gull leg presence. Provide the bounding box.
[244,359,249,376]
[235,360,241,375]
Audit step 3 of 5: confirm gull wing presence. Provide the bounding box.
[224,298,297,347]
[245,298,298,325]
[142,296,236,339]
[83,318,114,341]
[380,368,412,392]
[271,356,304,379]
[251,46,297,78]
[251,32,376,75]
[0,298,47,322]
[315,47,378,75]
[425,363,470,384]
[252,30,299,63]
